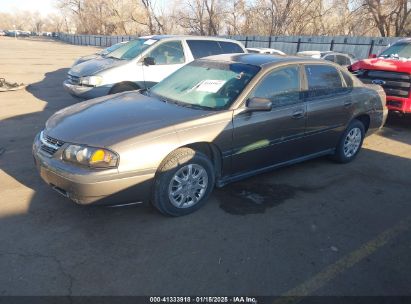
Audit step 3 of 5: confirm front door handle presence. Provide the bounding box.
[344,101,353,107]
[291,110,305,119]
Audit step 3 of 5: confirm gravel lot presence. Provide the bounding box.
[0,37,410,298]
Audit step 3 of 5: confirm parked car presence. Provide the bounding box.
[72,41,129,66]
[297,51,356,67]
[34,54,387,216]
[19,31,31,37]
[6,30,18,37]
[63,35,246,99]
[0,30,6,36]
[246,47,286,56]
[349,38,411,114]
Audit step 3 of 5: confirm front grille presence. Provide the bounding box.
[357,70,411,98]
[40,132,65,156]
[67,73,80,85]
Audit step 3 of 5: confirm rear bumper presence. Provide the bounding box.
[63,80,111,99]
[386,96,411,113]
[33,134,154,206]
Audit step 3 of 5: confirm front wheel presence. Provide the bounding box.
[152,148,215,216]
[333,120,365,163]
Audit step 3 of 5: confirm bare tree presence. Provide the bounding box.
[362,0,411,36]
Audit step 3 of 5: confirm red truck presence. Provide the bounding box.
[349,38,411,114]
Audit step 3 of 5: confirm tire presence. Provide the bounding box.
[332,119,365,163]
[109,83,138,94]
[152,148,215,216]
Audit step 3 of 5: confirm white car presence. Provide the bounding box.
[246,47,286,56]
[64,35,246,99]
[296,51,356,67]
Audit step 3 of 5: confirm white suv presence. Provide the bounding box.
[64,35,246,99]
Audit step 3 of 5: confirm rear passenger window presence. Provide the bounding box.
[187,40,221,59]
[218,42,244,54]
[305,65,343,90]
[250,66,301,107]
[323,55,335,62]
[336,55,350,66]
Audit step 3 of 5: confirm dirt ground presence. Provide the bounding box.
[0,36,410,298]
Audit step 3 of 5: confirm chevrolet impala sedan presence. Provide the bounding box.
[33,54,387,216]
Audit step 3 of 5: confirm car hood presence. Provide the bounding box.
[73,54,100,66]
[44,92,212,147]
[68,57,127,77]
[350,58,411,73]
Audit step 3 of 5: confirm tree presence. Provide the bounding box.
[362,0,411,36]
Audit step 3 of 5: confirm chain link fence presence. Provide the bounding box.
[58,33,401,59]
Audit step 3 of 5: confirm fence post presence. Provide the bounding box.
[369,39,375,56]
[296,38,301,52]
[268,36,272,48]
[330,39,334,51]
[245,36,248,48]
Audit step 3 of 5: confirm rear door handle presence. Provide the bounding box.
[291,110,305,119]
[344,101,353,107]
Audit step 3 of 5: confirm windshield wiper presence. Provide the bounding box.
[150,91,211,110]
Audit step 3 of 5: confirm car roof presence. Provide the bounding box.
[200,53,325,67]
[247,47,283,52]
[394,38,411,44]
[139,35,242,43]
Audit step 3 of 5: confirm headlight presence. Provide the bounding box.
[80,76,103,87]
[63,145,118,168]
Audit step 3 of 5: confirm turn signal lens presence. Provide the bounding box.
[90,149,108,163]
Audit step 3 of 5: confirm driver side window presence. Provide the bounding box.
[250,65,301,107]
[146,41,185,65]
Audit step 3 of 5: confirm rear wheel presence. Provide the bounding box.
[333,119,365,163]
[152,148,215,216]
[109,83,138,94]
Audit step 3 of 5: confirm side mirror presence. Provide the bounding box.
[143,56,155,66]
[246,97,272,111]
[368,54,377,59]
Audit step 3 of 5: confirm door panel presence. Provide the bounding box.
[303,64,353,153]
[230,65,307,175]
[231,103,307,175]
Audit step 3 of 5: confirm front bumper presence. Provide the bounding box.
[63,80,111,99]
[385,96,411,113]
[32,133,154,206]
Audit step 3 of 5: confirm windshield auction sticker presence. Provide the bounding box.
[195,80,226,93]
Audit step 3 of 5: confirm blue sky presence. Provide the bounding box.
[0,0,57,15]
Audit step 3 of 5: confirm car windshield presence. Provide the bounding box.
[379,42,411,59]
[106,38,157,60]
[101,42,128,56]
[149,60,260,110]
